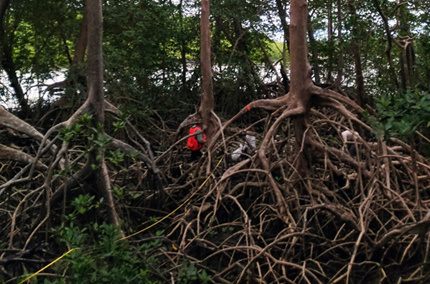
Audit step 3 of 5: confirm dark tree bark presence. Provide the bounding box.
[326,0,334,83]
[401,42,416,89]
[280,61,290,93]
[334,0,344,88]
[87,0,104,133]
[275,0,290,52]
[396,5,415,90]
[72,4,88,65]
[0,0,30,115]
[179,0,187,95]
[347,0,365,108]
[275,0,290,90]
[373,0,399,90]
[199,0,216,145]
[307,14,321,84]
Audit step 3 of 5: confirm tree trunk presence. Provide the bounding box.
[334,0,344,87]
[179,0,187,95]
[72,4,88,65]
[199,0,216,145]
[0,0,30,116]
[87,0,104,133]
[326,0,333,83]
[289,0,313,175]
[275,0,290,91]
[307,15,320,84]
[397,6,414,90]
[373,0,399,90]
[289,0,312,106]
[86,0,121,228]
[347,0,365,108]
[275,0,290,52]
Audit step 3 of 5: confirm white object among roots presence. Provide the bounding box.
[341,130,361,143]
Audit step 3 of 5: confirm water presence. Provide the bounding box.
[0,70,65,110]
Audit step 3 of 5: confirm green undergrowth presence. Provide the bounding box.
[16,191,211,284]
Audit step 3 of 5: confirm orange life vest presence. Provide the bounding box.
[187,126,206,151]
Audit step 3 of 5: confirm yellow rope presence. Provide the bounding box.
[19,157,223,283]
[19,248,78,284]
[119,157,223,241]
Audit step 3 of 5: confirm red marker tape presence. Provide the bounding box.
[247,105,251,111]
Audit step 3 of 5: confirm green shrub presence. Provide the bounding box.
[45,223,160,284]
[367,89,430,141]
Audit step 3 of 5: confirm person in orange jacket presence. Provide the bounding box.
[187,123,206,161]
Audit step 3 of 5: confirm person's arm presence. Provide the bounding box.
[196,129,204,143]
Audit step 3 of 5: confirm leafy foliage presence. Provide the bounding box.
[46,223,156,284]
[367,89,430,140]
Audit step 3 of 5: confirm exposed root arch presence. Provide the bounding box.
[155,80,430,282]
